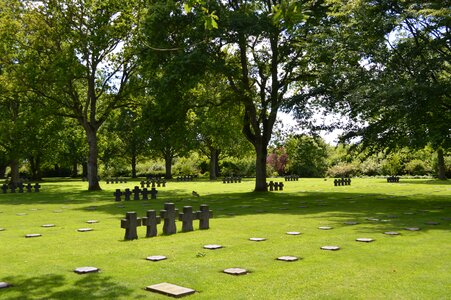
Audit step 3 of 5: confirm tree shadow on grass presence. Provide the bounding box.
[1,273,133,300]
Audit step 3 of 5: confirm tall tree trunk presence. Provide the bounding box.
[29,155,42,180]
[71,161,78,178]
[437,148,447,180]
[209,147,218,180]
[86,127,101,190]
[254,141,268,191]
[131,153,137,178]
[164,153,173,179]
[82,161,88,178]
[10,159,20,184]
[215,150,220,178]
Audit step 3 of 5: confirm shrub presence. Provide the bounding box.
[326,162,359,178]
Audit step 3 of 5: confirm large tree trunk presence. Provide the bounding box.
[29,155,42,180]
[437,148,447,180]
[164,153,173,179]
[131,153,137,178]
[82,161,88,178]
[254,141,268,191]
[86,127,101,190]
[71,161,78,178]
[10,159,20,184]
[209,148,218,180]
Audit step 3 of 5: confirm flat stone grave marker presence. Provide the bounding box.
[25,233,42,238]
[286,231,301,235]
[16,213,27,216]
[223,268,248,275]
[145,282,195,298]
[42,224,55,228]
[425,221,440,225]
[29,208,39,211]
[203,244,222,250]
[344,221,359,225]
[0,282,11,289]
[404,227,421,231]
[146,255,167,261]
[356,238,374,243]
[77,228,93,232]
[366,218,379,221]
[318,226,333,230]
[384,231,399,235]
[86,206,98,210]
[86,220,98,224]
[0,228,5,231]
[442,217,451,221]
[299,206,309,208]
[277,256,299,262]
[53,210,63,213]
[74,267,100,274]
[403,212,415,215]
[249,237,266,242]
[321,246,340,251]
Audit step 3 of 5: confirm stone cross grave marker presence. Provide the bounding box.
[150,187,158,199]
[179,206,197,232]
[18,183,24,193]
[160,203,178,235]
[34,183,41,192]
[114,189,122,202]
[133,186,141,200]
[141,188,149,200]
[197,204,212,230]
[26,183,32,193]
[121,211,141,240]
[142,210,161,237]
[268,181,274,191]
[1,184,7,193]
[123,188,131,201]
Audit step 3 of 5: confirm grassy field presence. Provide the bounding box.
[0,178,450,299]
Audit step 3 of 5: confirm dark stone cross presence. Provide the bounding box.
[142,210,161,237]
[274,182,279,191]
[179,206,197,232]
[10,184,16,193]
[18,183,24,193]
[278,182,284,191]
[268,181,274,191]
[141,188,149,200]
[121,212,142,240]
[123,188,131,201]
[132,186,141,200]
[197,204,213,230]
[106,179,110,184]
[140,181,145,188]
[160,203,178,235]
[150,188,158,199]
[26,183,32,192]
[114,189,122,202]
[34,183,41,192]
[1,184,7,193]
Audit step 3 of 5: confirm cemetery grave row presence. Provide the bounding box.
[334,178,351,186]
[140,179,166,188]
[114,187,158,201]
[176,175,197,181]
[222,177,242,183]
[284,175,299,181]
[267,181,284,191]
[387,176,400,183]
[106,178,128,184]
[1,183,41,193]
[121,203,212,240]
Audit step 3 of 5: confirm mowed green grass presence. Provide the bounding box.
[0,178,450,299]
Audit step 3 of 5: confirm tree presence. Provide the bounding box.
[19,0,143,190]
[313,1,450,179]
[285,135,329,177]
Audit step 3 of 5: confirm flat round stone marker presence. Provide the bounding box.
[77,228,93,232]
[249,237,266,242]
[16,213,27,216]
[203,244,222,250]
[277,256,299,262]
[146,282,195,298]
[318,226,333,230]
[286,231,301,235]
[404,227,421,231]
[42,224,55,228]
[356,238,374,243]
[0,282,11,289]
[425,221,440,225]
[74,267,99,274]
[146,256,167,261]
[25,233,42,238]
[86,220,98,224]
[344,221,359,225]
[0,228,5,231]
[321,246,340,251]
[223,268,248,275]
[384,231,400,235]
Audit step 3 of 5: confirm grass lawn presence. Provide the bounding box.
[0,178,450,299]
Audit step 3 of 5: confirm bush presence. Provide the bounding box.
[404,159,431,176]
[326,162,359,178]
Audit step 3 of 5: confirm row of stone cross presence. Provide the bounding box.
[140,180,166,188]
[334,178,351,186]
[176,175,196,181]
[106,178,128,184]
[284,175,300,181]
[267,181,284,191]
[222,177,242,184]
[387,176,400,183]
[114,187,158,201]
[1,183,41,193]
[120,203,213,240]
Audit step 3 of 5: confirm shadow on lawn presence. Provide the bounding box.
[2,273,133,299]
